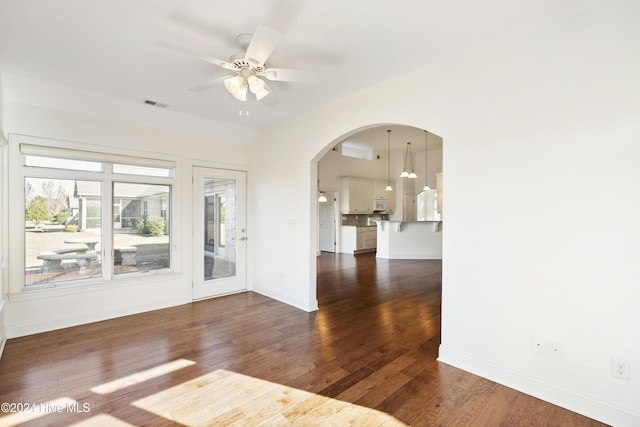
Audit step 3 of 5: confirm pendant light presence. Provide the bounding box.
[423,130,430,191]
[400,142,409,177]
[385,130,393,191]
[318,163,327,202]
[400,142,417,178]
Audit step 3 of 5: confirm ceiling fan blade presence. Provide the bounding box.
[244,25,281,66]
[262,67,320,83]
[189,75,230,92]
[156,40,236,71]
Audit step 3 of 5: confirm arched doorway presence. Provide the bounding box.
[312,123,443,302]
[314,124,443,258]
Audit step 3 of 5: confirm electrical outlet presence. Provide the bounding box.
[611,357,631,381]
[548,341,564,360]
[531,336,546,355]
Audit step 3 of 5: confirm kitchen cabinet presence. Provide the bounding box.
[373,180,391,200]
[341,178,373,214]
[341,226,377,254]
[373,180,395,213]
[359,227,378,250]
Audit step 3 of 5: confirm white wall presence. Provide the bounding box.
[0,73,4,133]
[250,1,640,425]
[1,72,6,355]
[0,130,6,358]
[0,298,5,359]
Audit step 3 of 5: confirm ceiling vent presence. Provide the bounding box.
[144,99,168,108]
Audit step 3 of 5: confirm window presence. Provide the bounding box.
[25,177,103,285]
[25,155,102,172]
[113,182,171,275]
[340,141,374,160]
[18,142,175,290]
[113,164,173,178]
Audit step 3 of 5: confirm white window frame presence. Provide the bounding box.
[7,134,179,296]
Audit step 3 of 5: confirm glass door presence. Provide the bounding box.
[113,200,122,229]
[192,167,246,299]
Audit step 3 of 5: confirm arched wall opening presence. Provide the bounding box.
[309,122,444,303]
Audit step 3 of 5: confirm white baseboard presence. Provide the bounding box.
[252,286,318,313]
[376,253,442,260]
[438,345,640,427]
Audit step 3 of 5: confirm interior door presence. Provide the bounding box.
[192,166,247,300]
[319,191,336,252]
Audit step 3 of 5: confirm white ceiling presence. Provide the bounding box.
[0,0,581,131]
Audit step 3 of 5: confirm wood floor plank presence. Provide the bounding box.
[336,355,413,405]
[0,253,609,426]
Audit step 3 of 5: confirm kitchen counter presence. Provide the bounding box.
[376,220,442,260]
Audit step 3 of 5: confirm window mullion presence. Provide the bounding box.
[102,167,114,281]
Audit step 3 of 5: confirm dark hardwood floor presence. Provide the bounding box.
[0,252,607,426]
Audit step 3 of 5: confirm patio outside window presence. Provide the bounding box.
[19,145,175,289]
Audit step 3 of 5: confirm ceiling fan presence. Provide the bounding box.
[158,24,314,103]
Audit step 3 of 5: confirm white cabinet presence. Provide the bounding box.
[359,227,378,250]
[341,226,377,253]
[373,180,390,200]
[373,180,395,213]
[341,178,373,214]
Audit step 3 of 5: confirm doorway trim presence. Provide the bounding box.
[191,165,247,300]
[318,191,337,253]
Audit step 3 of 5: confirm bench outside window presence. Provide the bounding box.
[114,246,137,266]
[37,247,98,274]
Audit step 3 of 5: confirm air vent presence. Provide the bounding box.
[144,100,168,108]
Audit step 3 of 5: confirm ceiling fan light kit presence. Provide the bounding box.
[247,76,270,100]
[224,75,248,101]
